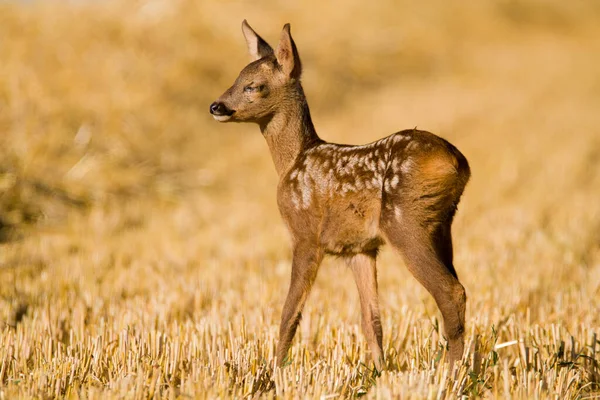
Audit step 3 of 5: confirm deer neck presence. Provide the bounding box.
[260,85,320,177]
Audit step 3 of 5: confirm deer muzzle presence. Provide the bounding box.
[209,101,235,122]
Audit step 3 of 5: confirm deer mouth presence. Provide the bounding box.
[212,114,234,122]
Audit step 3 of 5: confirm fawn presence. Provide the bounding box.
[209,21,471,371]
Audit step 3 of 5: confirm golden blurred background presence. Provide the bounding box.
[1,0,599,398]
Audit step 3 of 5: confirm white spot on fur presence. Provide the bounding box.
[348,154,359,167]
[393,134,409,143]
[341,182,354,194]
[291,190,300,209]
[394,206,403,219]
[400,158,413,174]
[354,177,364,190]
[371,175,382,188]
[299,173,312,208]
[289,169,299,181]
[406,141,419,151]
[365,214,379,236]
[327,168,335,181]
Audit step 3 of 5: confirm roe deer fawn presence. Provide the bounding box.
[209,21,471,371]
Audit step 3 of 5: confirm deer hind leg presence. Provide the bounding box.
[382,210,466,369]
[346,252,384,371]
[276,241,323,367]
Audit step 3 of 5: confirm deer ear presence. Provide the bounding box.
[275,23,302,79]
[242,20,274,61]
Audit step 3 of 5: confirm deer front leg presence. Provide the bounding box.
[276,242,323,367]
[347,253,384,371]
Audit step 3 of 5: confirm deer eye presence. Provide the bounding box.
[244,85,263,93]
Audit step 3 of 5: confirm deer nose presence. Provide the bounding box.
[209,101,232,115]
[209,102,220,114]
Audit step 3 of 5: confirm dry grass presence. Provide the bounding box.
[1,0,600,398]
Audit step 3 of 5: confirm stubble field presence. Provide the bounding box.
[1,0,600,398]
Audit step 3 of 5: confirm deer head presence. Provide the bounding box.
[209,20,302,124]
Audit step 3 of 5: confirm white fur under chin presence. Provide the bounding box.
[213,115,232,122]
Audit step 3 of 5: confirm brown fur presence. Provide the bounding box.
[210,20,471,371]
